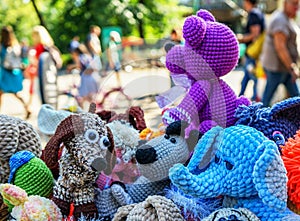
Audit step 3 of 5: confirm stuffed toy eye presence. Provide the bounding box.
[99,136,111,150]
[164,134,170,139]
[215,155,221,164]
[84,129,99,143]
[170,137,177,144]
[225,160,234,170]
[272,131,285,146]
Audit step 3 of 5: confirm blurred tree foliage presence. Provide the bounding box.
[0,0,192,53]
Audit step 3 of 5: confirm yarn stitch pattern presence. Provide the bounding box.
[169,125,300,221]
[162,9,250,135]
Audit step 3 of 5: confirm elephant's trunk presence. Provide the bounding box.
[169,163,222,198]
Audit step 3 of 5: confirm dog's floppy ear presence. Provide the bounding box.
[253,140,287,211]
[165,120,189,137]
[41,115,85,178]
[103,126,116,175]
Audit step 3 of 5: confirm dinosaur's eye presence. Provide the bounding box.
[272,131,285,146]
[84,129,99,143]
[164,134,170,139]
[99,136,110,150]
[215,155,221,164]
[170,137,177,144]
[225,161,234,170]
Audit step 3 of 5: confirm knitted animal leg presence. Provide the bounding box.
[52,197,70,217]
[73,202,98,219]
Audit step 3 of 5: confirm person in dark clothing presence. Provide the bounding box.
[237,0,265,102]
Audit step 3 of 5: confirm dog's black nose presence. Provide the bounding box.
[135,145,157,164]
[91,158,107,172]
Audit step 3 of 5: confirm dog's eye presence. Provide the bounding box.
[84,129,99,143]
[100,136,110,150]
[170,137,176,144]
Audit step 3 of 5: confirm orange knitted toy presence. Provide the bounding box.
[281,129,300,213]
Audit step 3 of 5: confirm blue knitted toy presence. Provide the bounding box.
[234,97,300,149]
[169,125,300,221]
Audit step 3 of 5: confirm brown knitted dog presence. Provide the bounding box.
[42,104,116,219]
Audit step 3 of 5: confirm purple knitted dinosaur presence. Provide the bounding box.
[162,10,250,135]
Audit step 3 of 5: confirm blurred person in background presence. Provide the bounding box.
[86,25,102,75]
[260,0,300,107]
[237,0,265,102]
[0,26,30,118]
[28,25,55,107]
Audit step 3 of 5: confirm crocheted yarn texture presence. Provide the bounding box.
[42,109,115,219]
[162,9,250,134]
[8,150,53,198]
[282,129,300,214]
[235,97,300,148]
[127,121,195,203]
[113,195,185,221]
[0,114,42,184]
[169,125,300,221]
[202,208,260,221]
[0,184,62,221]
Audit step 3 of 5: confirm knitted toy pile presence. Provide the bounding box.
[0,184,62,221]
[161,9,250,135]
[169,125,300,221]
[41,104,116,219]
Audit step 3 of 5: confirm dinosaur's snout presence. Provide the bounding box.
[135,145,157,164]
[91,158,107,172]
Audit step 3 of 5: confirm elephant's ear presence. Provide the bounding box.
[270,97,300,128]
[253,140,287,211]
[187,126,223,172]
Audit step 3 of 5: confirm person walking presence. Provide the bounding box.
[261,0,300,107]
[106,31,122,86]
[0,26,30,118]
[67,44,100,108]
[237,0,265,102]
[86,25,102,74]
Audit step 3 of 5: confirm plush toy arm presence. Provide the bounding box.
[162,81,210,126]
[111,183,133,205]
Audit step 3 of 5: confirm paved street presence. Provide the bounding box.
[0,66,293,139]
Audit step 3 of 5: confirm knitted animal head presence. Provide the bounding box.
[8,150,54,199]
[135,121,199,181]
[0,115,42,184]
[166,9,239,81]
[42,104,116,178]
[0,184,62,221]
[281,129,300,213]
[235,97,300,148]
[169,125,288,212]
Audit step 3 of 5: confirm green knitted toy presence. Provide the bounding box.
[5,150,54,211]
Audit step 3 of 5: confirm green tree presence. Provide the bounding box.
[0,0,192,53]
